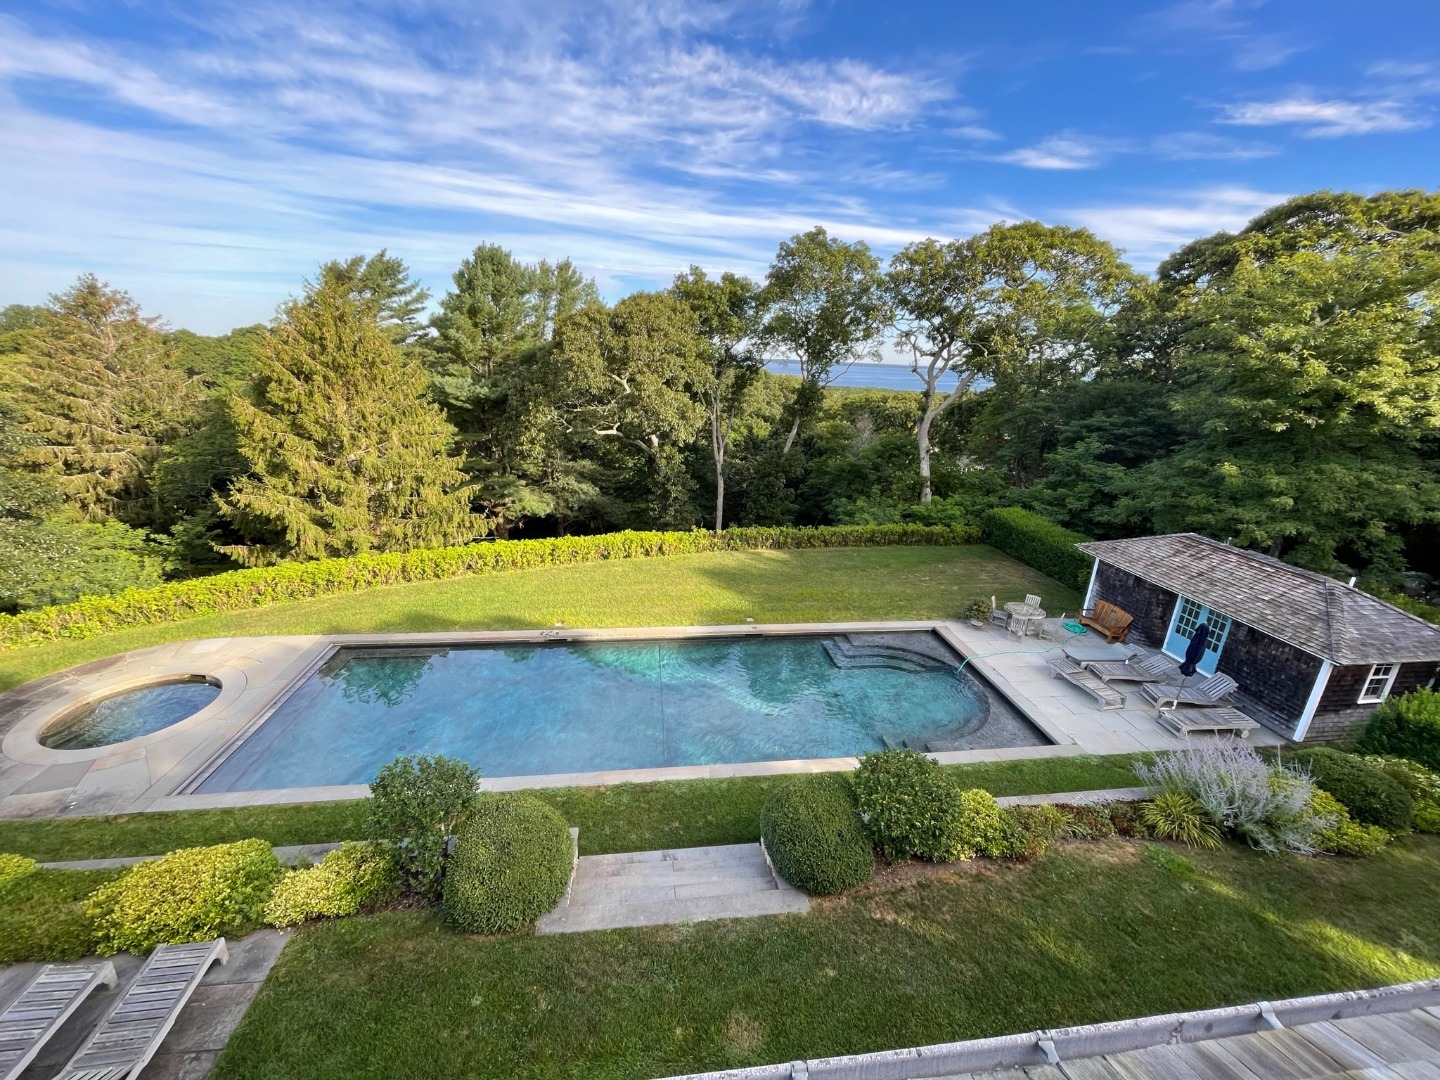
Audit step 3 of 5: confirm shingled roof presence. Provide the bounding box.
[1076,533,1440,665]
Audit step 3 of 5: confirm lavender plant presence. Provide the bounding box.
[1136,743,1334,854]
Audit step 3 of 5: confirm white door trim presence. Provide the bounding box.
[1083,558,1099,611]
[1293,660,1333,742]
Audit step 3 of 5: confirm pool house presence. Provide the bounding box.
[1077,533,1440,742]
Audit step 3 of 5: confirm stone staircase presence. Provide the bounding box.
[822,632,960,673]
[536,843,809,935]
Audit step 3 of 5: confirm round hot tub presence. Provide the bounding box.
[41,677,222,750]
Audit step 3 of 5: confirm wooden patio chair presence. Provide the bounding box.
[1078,600,1133,644]
[1140,672,1239,711]
[0,962,117,1080]
[1084,653,1176,684]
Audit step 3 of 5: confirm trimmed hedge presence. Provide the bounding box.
[979,508,1091,592]
[0,525,978,651]
[264,842,400,928]
[1287,748,1413,832]
[760,774,874,895]
[1358,688,1440,773]
[442,795,573,935]
[84,839,282,955]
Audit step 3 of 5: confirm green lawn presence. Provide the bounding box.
[0,545,1079,693]
[211,835,1440,1080]
[0,756,1142,862]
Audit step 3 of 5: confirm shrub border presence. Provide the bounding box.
[0,525,978,652]
[979,508,1092,593]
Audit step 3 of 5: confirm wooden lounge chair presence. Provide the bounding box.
[1140,672,1239,711]
[0,962,117,1080]
[57,939,227,1080]
[1156,706,1260,738]
[1078,600,1133,644]
[1084,653,1176,684]
[1045,655,1125,711]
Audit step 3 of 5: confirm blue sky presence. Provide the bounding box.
[2,0,1437,336]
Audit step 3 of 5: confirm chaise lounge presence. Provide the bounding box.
[1140,672,1238,711]
[1083,652,1176,684]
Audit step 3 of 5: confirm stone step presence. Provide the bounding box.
[579,843,762,868]
[537,887,809,935]
[576,863,777,887]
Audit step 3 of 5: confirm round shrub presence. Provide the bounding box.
[368,754,483,897]
[1310,789,1389,857]
[0,853,39,892]
[991,804,1066,861]
[442,795,573,934]
[1358,687,1440,772]
[852,748,964,862]
[85,839,282,955]
[264,842,400,928]
[952,788,1006,860]
[1287,748,1413,832]
[760,774,874,895]
[1365,756,1440,833]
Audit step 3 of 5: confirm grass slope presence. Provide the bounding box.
[212,836,1440,1080]
[0,546,1078,693]
[0,756,1142,862]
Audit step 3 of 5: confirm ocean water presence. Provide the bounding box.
[43,679,220,750]
[194,633,1046,792]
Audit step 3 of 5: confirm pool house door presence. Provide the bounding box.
[1163,596,1232,676]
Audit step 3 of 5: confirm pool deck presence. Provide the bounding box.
[0,620,1285,819]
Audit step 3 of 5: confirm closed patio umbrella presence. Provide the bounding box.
[1178,622,1210,685]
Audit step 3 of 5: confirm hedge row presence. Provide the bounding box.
[979,507,1092,592]
[0,524,979,651]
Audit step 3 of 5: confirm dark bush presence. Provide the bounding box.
[851,748,963,862]
[442,795,573,934]
[1358,688,1440,772]
[991,804,1066,860]
[760,774,874,895]
[368,755,482,896]
[1058,803,1118,840]
[1287,748,1413,832]
[979,507,1091,591]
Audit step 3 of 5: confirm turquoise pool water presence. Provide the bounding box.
[44,679,220,750]
[194,633,1046,792]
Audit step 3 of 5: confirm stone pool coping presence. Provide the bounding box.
[0,620,1284,819]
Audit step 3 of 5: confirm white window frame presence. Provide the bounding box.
[1358,663,1399,705]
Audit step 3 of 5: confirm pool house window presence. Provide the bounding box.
[1358,663,1398,704]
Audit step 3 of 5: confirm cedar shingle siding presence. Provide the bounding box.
[1082,534,1440,742]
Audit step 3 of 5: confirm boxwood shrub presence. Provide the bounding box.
[759,773,874,895]
[1286,747,1413,832]
[442,795,573,934]
[1358,688,1440,773]
[0,525,978,651]
[264,842,400,928]
[1365,756,1440,833]
[1310,789,1389,857]
[85,839,282,955]
[852,748,965,862]
[979,507,1091,592]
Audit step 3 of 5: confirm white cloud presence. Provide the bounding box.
[1060,186,1286,265]
[1219,96,1429,136]
[1151,131,1277,160]
[995,135,1112,170]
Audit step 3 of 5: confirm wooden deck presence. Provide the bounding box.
[930,1008,1440,1080]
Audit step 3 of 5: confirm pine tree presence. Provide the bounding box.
[219,279,482,565]
[2,275,199,520]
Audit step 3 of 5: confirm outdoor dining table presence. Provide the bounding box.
[1062,642,1138,664]
[1004,601,1045,636]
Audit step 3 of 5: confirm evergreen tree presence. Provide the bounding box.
[317,250,431,347]
[1,275,200,521]
[219,279,482,565]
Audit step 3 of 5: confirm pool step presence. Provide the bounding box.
[536,843,809,935]
[823,636,953,673]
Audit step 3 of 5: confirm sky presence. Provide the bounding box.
[2,0,1437,338]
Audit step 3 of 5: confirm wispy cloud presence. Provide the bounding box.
[1060,185,1285,264]
[1219,95,1430,136]
[995,134,1113,170]
[995,130,1273,170]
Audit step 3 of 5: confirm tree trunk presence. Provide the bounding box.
[711,397,726,533]
[781,413,801,456]
[917,407,935,503]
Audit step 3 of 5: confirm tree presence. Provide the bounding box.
[1137,190,1440,574]
[888,224,1137,500]
[219,278,482,565]
[671,267,764,530]
[534,292,708,528]
[317,250,431,347]
[761,227,887,455]
[426,245,601,535]
[2,275,201,521]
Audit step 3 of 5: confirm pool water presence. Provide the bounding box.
[194,633,1046,792]
[43,679,221,750]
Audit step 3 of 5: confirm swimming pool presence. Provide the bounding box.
[43,678,220,750]
[192,631,1047,792]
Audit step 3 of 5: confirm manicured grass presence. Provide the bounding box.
[0,756,1141,862]
[0,867,123,964]
[212,835,1440,1080]
[0,546,1079,693]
